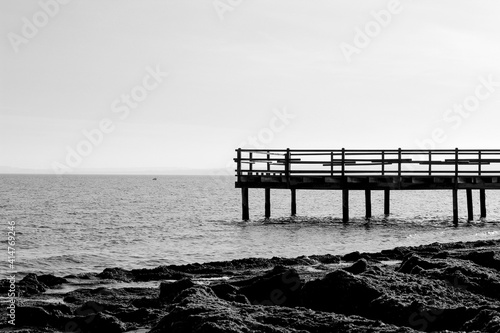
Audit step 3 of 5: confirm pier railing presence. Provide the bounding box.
[235,148,500,181]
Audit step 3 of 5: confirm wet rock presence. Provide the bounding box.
[462,309,500,333]
[97,267,134,282]
[131,266,189,281]
[344,258,368,274]
[343,251,362,262]
[238,266,302,307]
[397,254,446,274]
[149,285,418,333]
[43,303,72,316]
[17,306,51,327]
[309,253,341,264]
[432,251,449,259]
[19,274,47,296]
[159,278,195,302]
[464,250,500,271]
[63,286,157,313]
[131,297,162,309]
[38,274,68,287]
[211,283,249,304]
[64,312,125,333]
[115,307,156,323]
[301,269,381,315]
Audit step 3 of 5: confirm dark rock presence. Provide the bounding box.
[239,267,302,307]
[17,306,51,327]
[19,274,47,296]
[344,258,368,274]
[465,251,500,270]
[343,251,362,262]
[44,302,72,316]
[115,307,155,323]
[97,267,134,282]
[309,253,341,264]
[65,312,125,333]
[38,274,68,287]
[131,297,162,309]
[462,309,500,333]
[159,278,195,302]
[131,266,189,281]
[150,285,418,333]
[211,283,249,304]
[397,254,445,274]
[301,269,381,315]
[74,301,105,316]
[432,251,449,259]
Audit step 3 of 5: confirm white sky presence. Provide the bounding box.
[1,0,500,173]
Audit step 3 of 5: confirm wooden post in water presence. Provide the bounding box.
[265,188,271,219]
[365,190,371,219]
[480,189,486,218]
[291,189,296,216]
[384,189,390,215]
[466,189,473,221]
[452,189,458,226]
[242,187,249,221]
[342,189,349,222]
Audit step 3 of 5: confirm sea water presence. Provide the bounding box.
[1,174,499,277]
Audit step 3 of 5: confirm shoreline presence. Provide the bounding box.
[2,239,500,332]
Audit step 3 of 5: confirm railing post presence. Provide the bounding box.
[341,148,345,176]
[381,150,385,175]
[455,148,459,178]
[428,150,432,176]
[249,152,253,175]
[237,148,242,183]
[478,150,482,175]
[267,151,270,174]
[398,148,402,177]
[330,151,334,176]
[285,148,291,187]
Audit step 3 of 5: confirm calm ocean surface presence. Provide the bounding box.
[1,174,499,277]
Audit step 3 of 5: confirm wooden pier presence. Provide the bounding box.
[234,148,500,225]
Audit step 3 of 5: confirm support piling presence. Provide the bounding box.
[365,190,371,219]
[384,189,390,215]
[480,189,486,218]
[466,189,473,222]
[242,188,249,221]
[452,188,458,226]
[265,188,271,219]
[342,189,349,222]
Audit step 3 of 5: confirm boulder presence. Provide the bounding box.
[238,266,302,307]
[97,267,133,282]
[344,258,368,274]
[462,309,500,333]
[159,278,195,302]
[19,274,47,296]
[300,269,381,315]
[38,274,68,287]
[17,306,51,327]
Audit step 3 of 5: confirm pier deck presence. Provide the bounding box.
[234,148,500,224]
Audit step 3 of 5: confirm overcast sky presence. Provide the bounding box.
[2,0,500,173]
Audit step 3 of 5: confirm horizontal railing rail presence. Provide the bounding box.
[234,148,500,181]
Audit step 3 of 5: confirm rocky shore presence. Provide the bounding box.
[1,239,500,332]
